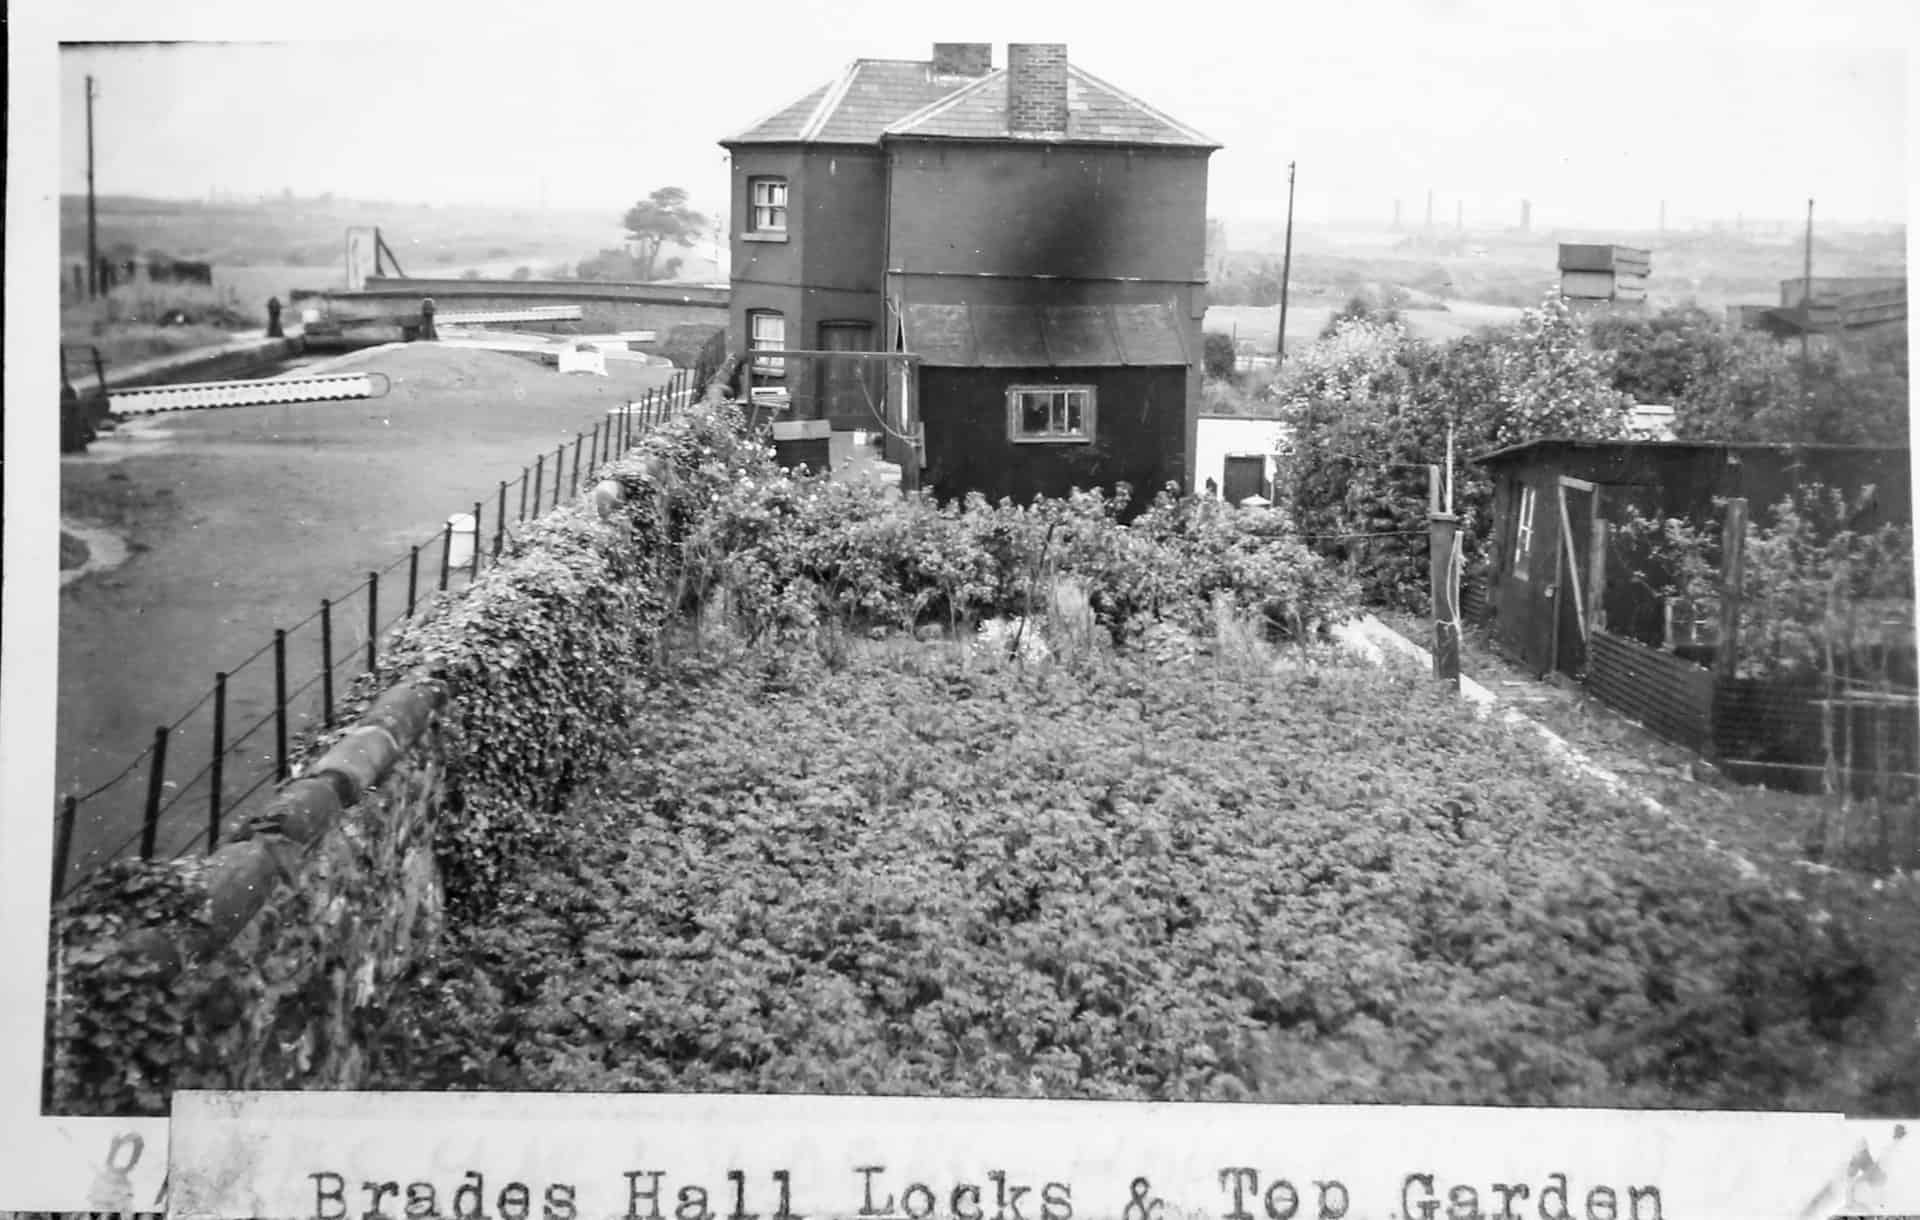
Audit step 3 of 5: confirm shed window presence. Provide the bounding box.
[1513,484,1537,579]
[749,311,786,376]
[1008,385,1095,443]
[749,178,788,233]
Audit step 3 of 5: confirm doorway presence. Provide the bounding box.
[1222,455,1268,505]
[819,321,880,432]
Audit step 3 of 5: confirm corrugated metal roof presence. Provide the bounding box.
[724,58,1219,149]
[886,65,1219,147]
[902,303,1189,367]
[1472,437,1902,466]
[724,60,984,145]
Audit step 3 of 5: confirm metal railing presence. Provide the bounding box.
[52,370,697,899]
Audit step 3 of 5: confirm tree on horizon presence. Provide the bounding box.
[622,187,707,282]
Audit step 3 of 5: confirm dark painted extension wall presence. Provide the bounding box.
[886,142,1209,282]
[919,365,1187,512]
[888,141,1208,490]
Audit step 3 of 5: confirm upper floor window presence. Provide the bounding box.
[749,310,786,376]
[1008,385,1095,444]
[749,177,789,234]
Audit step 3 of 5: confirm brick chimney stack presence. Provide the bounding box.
[1007,43,1069,136]
[932,43,993,76]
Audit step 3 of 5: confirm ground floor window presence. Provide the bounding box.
[1007,385,1095,443]
[749,311,786,376]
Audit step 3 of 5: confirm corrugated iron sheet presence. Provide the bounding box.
[901,303,1188,367]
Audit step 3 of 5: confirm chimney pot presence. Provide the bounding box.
[932,43,993,76]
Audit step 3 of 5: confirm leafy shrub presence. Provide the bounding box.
[1203,330,1239,381]
[368,642,1894,1109]
[1275,294,1631,609]
[681,478,1356,650]
[1588,305,1911,447]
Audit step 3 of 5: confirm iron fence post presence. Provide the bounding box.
[571,433,583,497]
[519,469,530,521]
[554,444,565,509]
[439,521,453,592]
[320,599,335,728]
[471,501,483,580]
[273,630,289,783]
[142,725,170,859]
[496,480,508,557]
[533,456,544,515]
[407,545,420,617]
[210,671,227,852]
[366,572,379,672]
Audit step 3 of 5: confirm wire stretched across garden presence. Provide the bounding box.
[51,371,697,899]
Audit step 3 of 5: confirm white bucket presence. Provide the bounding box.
[558,345,608,377]
[447,513,477,570]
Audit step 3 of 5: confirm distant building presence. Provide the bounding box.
[720,42,1219,506]
[1557,244,1650,310]
[1731,276,1907,341]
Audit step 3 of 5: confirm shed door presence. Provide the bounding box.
[1553,477,1602,678]
[819,322,880,432]
[1222,455,1267,505]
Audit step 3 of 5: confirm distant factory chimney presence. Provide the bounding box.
[1007,43,1069,136]
[1521,199,1531,233]
[1394,199,1402,230]
[932,43,992,76]
[1425,189,1433,232]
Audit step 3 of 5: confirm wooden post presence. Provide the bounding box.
[1428,465,1460,688]
[1715,497,1748,679]
[1586,492,1608,636]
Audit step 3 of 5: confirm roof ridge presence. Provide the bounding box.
[1067,64,1219,147]
[884,67,1007,135]
[799,60,864,141]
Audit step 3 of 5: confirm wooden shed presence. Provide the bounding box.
[1473,438,1911,680]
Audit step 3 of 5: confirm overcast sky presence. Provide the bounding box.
[27,0,1919,232]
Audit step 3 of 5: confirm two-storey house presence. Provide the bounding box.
[721,43,1218,505]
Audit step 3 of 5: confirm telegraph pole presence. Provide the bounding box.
[86,75,100,298]
[1276,161,1296,368]
[1801,197,1814,376]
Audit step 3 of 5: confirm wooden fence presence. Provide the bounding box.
[1587,629,1715,752]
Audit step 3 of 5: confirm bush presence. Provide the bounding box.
[1275,294,1631,608]
[1203,330,1239,381]
[680,478,1357,650]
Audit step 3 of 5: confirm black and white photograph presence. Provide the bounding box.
[3,0,1916,1213]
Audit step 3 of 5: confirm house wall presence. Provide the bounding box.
[918,364,1187,511]
[885,142,1209,282]
[727,145,891,419]
[1195,417,1288,497]
[887,140,1210,492]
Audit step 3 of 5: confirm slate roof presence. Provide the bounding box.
[724,57,1218,149]
[901,303,1192,367]
[723,60,985,146]
[887,66,1217,147]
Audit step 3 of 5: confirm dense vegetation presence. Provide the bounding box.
[367,629,1910,1109]
[1587,304,1910,447]
[344,404,1917,1112]
[1271,295,1631,609]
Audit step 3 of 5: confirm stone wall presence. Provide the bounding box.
[43,414,733,1115]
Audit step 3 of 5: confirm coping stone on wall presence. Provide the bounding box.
[98,673,449,977]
